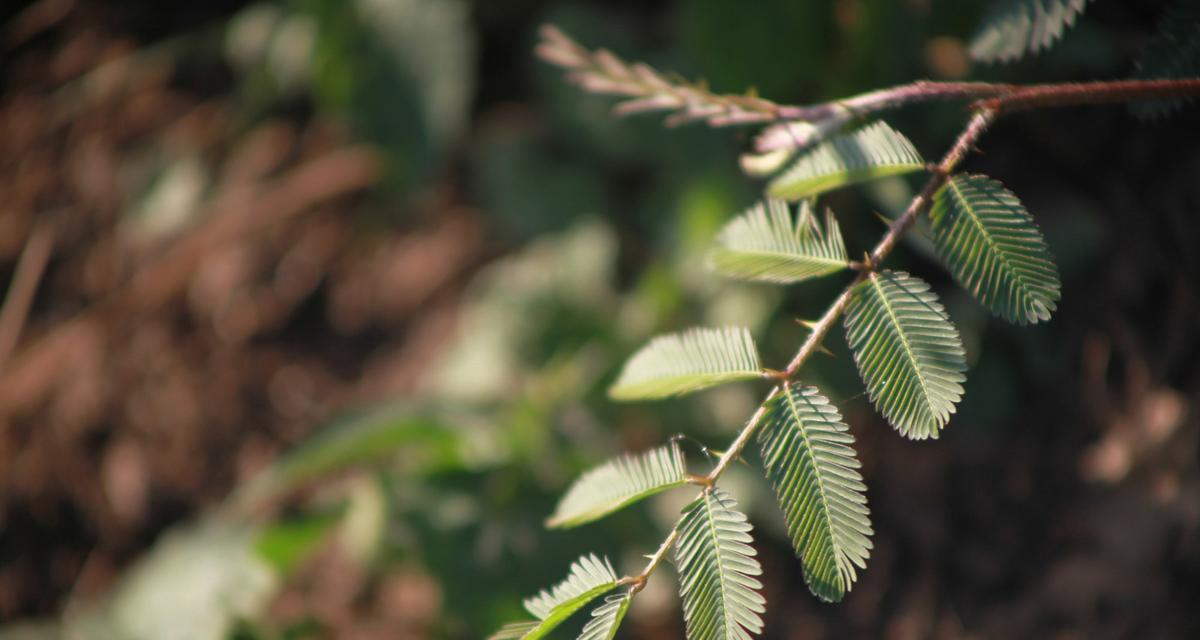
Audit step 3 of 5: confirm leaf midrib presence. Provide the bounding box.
[715,247,849,269]
[868,273,936,421]
[551,480,686,527]
[702,492,733,638]
[783,387,843,579]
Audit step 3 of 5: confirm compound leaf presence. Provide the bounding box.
[548,441,688,528]
[969,0,1094,63]
[674,489,765,640]
[710,199,849,284]
[490,555,621,640]
[767,121,924,201]
[758,384,872,602]
[609,327,763,401]
[931,174,1061,324]
[843,270,967,440]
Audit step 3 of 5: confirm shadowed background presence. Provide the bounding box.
[0,0,1197,638]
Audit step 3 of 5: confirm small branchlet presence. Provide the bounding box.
[536,25,801,127]
[495,22,1200,640]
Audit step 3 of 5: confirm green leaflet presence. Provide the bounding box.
[710,199,849,284]
[490,555,621,640]
[969,0,1094,63]
[547,441,688,528]
[758,384,872,602]
[767,121,924,201]
[931,174,1061,324]
[578,593,632,640]
[609,327,764,401]
[844,270,967,440]
[675,489,765,640]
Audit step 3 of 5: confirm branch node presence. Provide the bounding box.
[763,367,789,381]
[686,473,715,489]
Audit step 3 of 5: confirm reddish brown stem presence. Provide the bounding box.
[978,78,1200,114]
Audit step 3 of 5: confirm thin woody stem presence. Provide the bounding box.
[631,527,680,591]
[586,32,1200,597]
[539,25,1200,136]
[979,78,1200,114]
[624,107,999,588]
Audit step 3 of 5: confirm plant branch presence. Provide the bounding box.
[536,24,800,128]
[536,27,1200,154]
[631,527,679,593]
[621,107,998,592]
[567,23,1200,596]
[978,78,1200,114]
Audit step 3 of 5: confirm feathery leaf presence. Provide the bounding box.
[710,200,850,284]
[491,555,620,640]
[767,121,924,202]
[548,441,688,528]
[674,488,765,640]
[1131,0,1200,118]
[843,270,967,440]
[609,327,763,401]
[930,174,1061,324]
[969,0,1094,63]
[578,594,632,640]
[758,384,872,602]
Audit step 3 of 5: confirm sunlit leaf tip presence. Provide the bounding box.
[710,199,850,284]
[609,327,763,401]
[547,441,688,528]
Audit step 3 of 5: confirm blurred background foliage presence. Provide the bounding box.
[0,0,1197,638]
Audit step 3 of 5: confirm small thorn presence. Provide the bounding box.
[816,343,836,357]
[871,211,893,227]
[795,318,820,330]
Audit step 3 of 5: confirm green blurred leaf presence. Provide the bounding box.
[301,0,474,190]
[969,0,1094,64]
[64,522,278,640]
[235,407,463,507]
[254,510,342,574]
